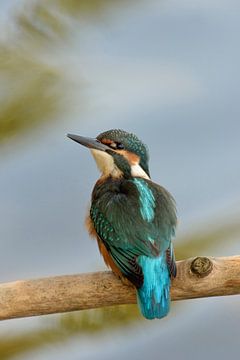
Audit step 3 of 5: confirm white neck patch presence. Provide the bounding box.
[131,163,150,180]
[91,149,123,178]
[91,149,150,180]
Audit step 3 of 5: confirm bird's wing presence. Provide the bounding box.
[90,205,151,288]
[166,242,177,278]
[90,178,177,287]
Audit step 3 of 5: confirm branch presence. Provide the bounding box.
[1,256,240,321]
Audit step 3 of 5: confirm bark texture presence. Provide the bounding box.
[1,256,240,321]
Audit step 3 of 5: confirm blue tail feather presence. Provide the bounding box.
[137,253,170,320]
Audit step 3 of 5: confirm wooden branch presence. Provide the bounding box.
[1,256,240,321]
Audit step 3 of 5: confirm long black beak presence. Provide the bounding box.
[67,134,109,152]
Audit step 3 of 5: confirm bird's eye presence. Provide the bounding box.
[109,142,124,150]
[116,142,124,149]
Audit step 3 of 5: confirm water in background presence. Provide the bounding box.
[0,1,240,359]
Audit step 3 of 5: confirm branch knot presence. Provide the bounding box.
[190,257,213,278]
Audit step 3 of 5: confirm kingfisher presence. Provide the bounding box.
[67,129,177,320]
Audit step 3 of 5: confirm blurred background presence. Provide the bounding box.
[0,0,240,359]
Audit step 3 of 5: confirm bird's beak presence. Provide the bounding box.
[67,134,109,152]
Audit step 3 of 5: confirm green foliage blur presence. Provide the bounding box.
[0,306,141,360]
[0,0,129,143]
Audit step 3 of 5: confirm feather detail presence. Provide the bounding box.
[166,242,177,278]
[137,253,170,319]
[97,239,121,277]
[85,213,98,238]
[87,209,141,287]
[133,178,155,222]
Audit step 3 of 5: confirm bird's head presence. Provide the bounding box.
[67,129,150,179]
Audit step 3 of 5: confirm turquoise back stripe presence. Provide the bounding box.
[133,178,155,222]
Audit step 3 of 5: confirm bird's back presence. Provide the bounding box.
[88,175,177,319]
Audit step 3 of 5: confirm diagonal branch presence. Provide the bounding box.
[1,256,240,321]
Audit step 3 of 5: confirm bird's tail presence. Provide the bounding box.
[137,253,170,320]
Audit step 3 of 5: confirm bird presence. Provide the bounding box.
[67,129,177,320]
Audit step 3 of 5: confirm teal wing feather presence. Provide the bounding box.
[90,177,177,288]
[90,205,144,286]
